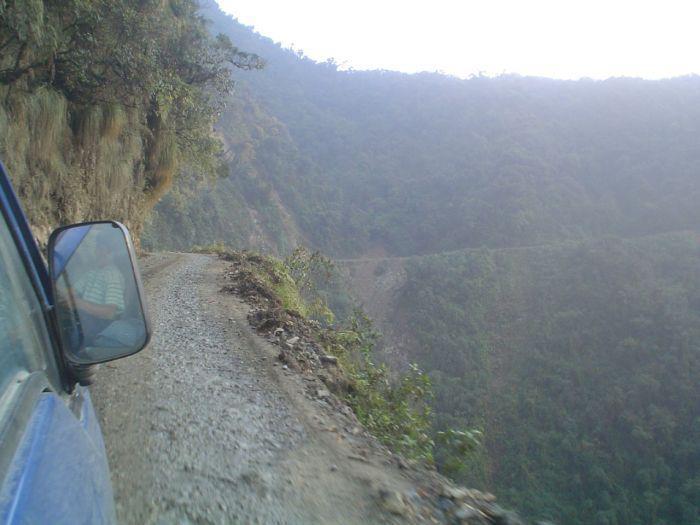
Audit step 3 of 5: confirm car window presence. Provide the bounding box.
[0,212,59,396]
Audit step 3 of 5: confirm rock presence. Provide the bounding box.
[442,485,472,502]
[377,489,408,516]
[454,504,485,524]
[437,497,454,512]
[273,327,284,336]
[286,336,300,346]
[330,464,338,472]
[395,456,409,470]
[319,355,338,365]
[480,492,496,502]
[479,503,524,525]
[316,388,331,399]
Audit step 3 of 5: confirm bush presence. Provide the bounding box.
[318,310,435,461]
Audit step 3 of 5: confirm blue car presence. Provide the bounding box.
[0,161,151,524]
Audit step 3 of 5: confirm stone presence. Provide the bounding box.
[480,503,524,525]
[316,388,331,399]
[442,485,472,502]
[286,336,300,346]
[377,489,407,516]
[395,456,409,470]
[437,497,454,512]
[320,355,338,365]
[479,492,496,502]
[454,504,482,522]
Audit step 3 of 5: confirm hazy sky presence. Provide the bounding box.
[216,0,699,80]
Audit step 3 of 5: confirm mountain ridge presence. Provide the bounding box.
[142,3,700,523]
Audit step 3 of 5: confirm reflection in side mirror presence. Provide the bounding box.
[48,222,151,365]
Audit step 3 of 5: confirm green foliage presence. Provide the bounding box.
[398,233,700,524]
[0,0,260,237]
[284,247,335,324]
[141,4,700,523]
[236,249,436,461]
[435,428,484,480]
[322,312,435,461]
[151,5,700,261]
[151,3,700,258]
[144,88,305,254]
[266,258,307,316]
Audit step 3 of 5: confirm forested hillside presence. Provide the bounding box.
[392,233,700,523]
[148,0,700,258]
[118,2,700,524]
[0,0,258,242]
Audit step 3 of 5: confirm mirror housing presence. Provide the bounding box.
[48,221,151,367]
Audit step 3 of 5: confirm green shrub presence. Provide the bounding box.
[320,311,435,461]
[227,249,437,461]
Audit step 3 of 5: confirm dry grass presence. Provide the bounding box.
[145,129,179,208]
[102,103,127,141]
[0,88,153,243]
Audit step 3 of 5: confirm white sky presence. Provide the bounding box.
[215,0,700,80]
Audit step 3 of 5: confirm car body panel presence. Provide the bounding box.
[0,163,117,523]
[0,391,115,525]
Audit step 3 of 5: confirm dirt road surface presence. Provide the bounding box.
[91,253,426,525]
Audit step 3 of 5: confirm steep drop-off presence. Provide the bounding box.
[340,232,700,524]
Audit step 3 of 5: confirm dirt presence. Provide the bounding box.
[90,252,440,525]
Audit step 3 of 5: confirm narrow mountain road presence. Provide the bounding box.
[91,253,424,525]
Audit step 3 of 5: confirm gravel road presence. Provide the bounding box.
[91,253,422,525]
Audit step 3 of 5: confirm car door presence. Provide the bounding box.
[0,188,116,524]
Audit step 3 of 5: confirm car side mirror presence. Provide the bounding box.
[48,221,151,365]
